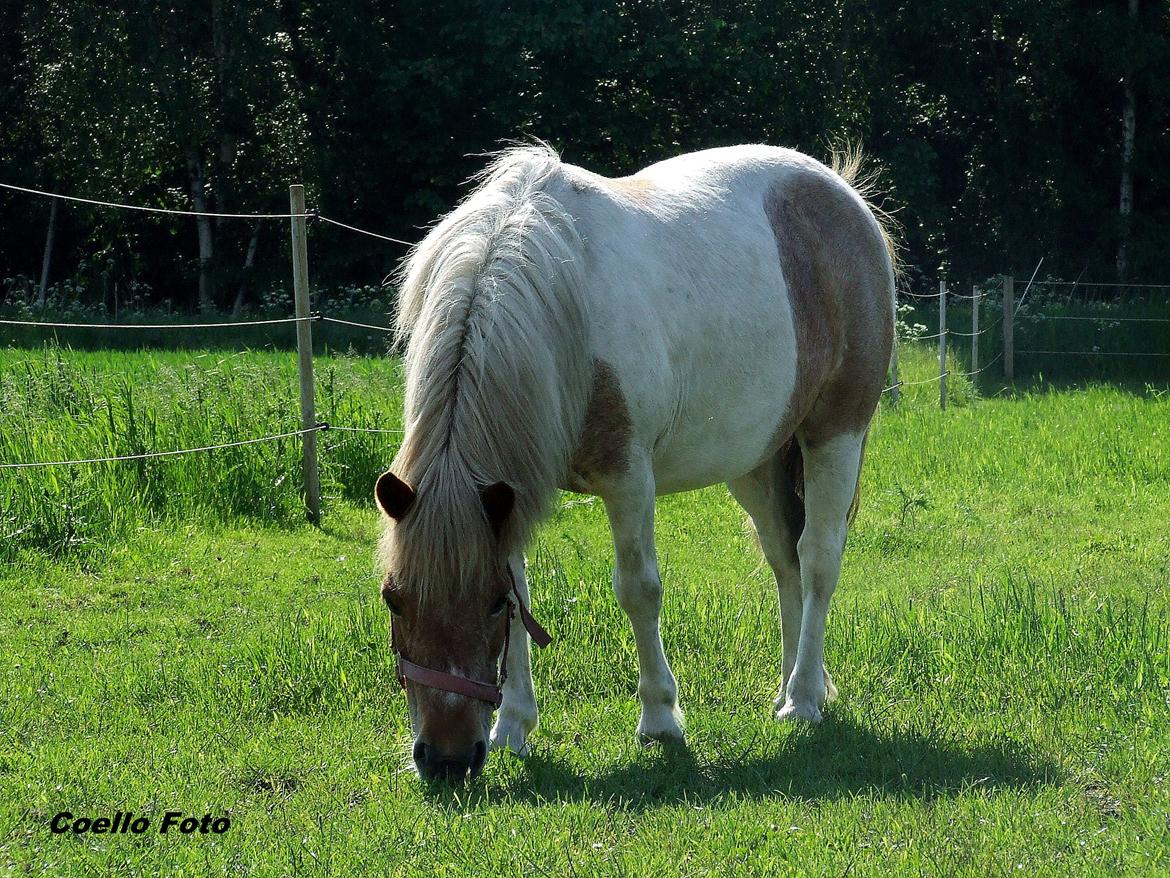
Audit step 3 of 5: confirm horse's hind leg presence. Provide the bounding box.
[602,452,685,743]
[775,430,864,722]
[489,554,539,754]
[727,441,836,714]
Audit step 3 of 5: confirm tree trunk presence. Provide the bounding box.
[232,222,261,316]
[187,149,217,312]
[37,195,59,309]
[1117,0,1138,282]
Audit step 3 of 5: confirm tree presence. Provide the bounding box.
[19,0,309,312]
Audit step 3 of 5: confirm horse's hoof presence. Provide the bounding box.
[636,725,687,747]
[636,704,686,745]
[774,700,823,723]
[489,718,535,756]
[777,667,837,708]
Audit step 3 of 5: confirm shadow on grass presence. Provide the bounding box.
[456,713,1058,809]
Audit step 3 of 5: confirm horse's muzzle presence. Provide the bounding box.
[413,737,487,782]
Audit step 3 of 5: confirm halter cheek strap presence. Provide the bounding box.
[393,570,551,708]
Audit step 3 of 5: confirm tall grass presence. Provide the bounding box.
[0,344,404,561]
[3,338,1167,566]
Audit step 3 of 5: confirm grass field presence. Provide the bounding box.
[1,341,1168,876]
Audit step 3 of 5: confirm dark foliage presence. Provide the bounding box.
[0,0,1166,312]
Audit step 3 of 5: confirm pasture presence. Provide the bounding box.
[1,341,1168,876]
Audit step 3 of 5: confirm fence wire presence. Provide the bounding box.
[0,422,409,471]
[882,351,1004,396]
[0,180,416,247]
[319,316,395,333]
[326,425,404,435]
[0,424,329,470]
[1027,314,1170,324]
[0,315,311,330]
[899,288,982,301]
[947,325,994,337]
[316,215,414,247]
[1018,349,1170,358]
[1020,279,1170,289]
[0,181,306,219]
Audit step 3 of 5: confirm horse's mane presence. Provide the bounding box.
[383,144,590,598]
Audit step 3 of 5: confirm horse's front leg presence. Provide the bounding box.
[489,555,539,755]
[603,457,685,743]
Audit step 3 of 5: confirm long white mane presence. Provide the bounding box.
[385,145,591,595]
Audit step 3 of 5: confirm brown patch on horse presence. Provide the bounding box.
[763,168,894,451]
[569,358,632,486]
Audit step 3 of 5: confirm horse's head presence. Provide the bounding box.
[374,470,517,782]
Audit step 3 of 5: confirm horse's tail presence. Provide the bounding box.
[828,143,901,286]
[779,431,867,526]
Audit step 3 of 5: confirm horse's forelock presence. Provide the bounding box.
[378,459,505,607]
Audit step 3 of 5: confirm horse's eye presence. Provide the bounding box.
[489,596,509,617]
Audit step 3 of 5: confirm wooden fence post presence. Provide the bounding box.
[971,283,980,376]
[938,279,947,409]
[289,184,321,525]
[1003,274,1015,380]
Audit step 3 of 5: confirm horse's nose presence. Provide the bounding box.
[413,738,487,782]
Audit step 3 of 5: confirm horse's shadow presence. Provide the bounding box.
[456,713,1058,809]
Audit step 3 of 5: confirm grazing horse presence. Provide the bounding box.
[376,143,895,781]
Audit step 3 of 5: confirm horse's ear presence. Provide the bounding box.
[375,471,416,520]
[480,481,514,537]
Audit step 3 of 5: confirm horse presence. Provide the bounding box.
[375,143,895,781]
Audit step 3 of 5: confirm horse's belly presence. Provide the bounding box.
[579,173,803,495]
[648,351,796,494]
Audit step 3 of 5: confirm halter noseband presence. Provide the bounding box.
[391,568,552,708]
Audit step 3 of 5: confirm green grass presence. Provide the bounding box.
[0,345,404,561]
[1,342,1169,876]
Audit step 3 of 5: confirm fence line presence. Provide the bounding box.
[881,350,1003,396]
[0,313,402,333]
[1019,279,1170,289]
[1017,349,1170,358]
[884,371,949,393]
[0,421,409,471]
[0,424,330,470]
[965,352,1003,377]
[947,325,993,337]
[1028,314,1170,324]
[899,274,1170,386]
[899,287,980,301]
[319,315,395,333]
[0,181,416,246]
[0,181,306,219]
[316,215,414,246]
[326,425,405,434]
[0,315,312,330]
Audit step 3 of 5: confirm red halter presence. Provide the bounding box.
[392,569,552,708]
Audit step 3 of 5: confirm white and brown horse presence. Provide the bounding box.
[376,144,895,781]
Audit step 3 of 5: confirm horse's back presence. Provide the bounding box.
[557,146,894,493]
